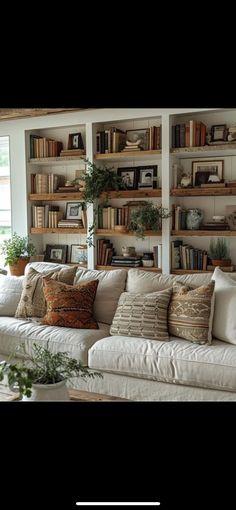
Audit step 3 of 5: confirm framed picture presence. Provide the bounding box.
[126,128,149,150]
[70,244,88,265]
[211,124,227,142]
[192,160,224,187]
[68,132,84,150]
[117,167,138,190]
[45,244,68,263]
[66,202,82,220]
[137,165,158,189]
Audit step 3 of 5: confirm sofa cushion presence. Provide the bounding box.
[110,288,172,340]
[0,274,24,316]
[42,279,99,329]
[168,281,215,345]
[126,269,174,293]
[88,335,236,392]
[0,316,110,365]
[15,265,77,318]
[212,267,236,344]
[74,268,127,325]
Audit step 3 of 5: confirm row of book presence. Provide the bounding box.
[30,135,63,158]
[171,240,208,270]
[172,205,230,231]
[98,205,130,229]
[32,205,87,229]
[172,120,207,148]
[96,239,115,266]
[31,173,65,194]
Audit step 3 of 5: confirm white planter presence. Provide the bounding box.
[22,380,70,401]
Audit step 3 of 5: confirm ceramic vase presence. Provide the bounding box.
[22,380,70,401]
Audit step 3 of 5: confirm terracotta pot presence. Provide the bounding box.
[9,257,30,276]
[211,259,231,267]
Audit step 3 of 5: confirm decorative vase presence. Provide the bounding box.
[22,380,70,401]
[142,252,154,267]
[186,209,203,230]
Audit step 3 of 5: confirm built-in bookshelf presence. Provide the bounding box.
[24,108,236,273]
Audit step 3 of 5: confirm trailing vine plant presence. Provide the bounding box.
[73,159,127,246]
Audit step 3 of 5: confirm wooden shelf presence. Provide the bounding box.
[95,150,161,160]
[171,269,213,274]
[29,192,84,201]
[96,229,162,237]
[172,230,234,237]
[29,156,86,165]
[100,189,161,199]
[170,143,236,158]
[96,265,162,272]
[31,228,86,234]
[171,187,236,197]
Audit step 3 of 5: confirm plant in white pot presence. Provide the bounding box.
[0,232,36,275]
[0,342,102,401]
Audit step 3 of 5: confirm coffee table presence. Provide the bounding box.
[0,384,128,402]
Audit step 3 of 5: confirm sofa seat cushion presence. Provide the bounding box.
[88,335,236,392]
[0,317,110,365]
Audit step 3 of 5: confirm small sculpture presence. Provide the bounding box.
[180,173,192,188]
[208,174,220,183]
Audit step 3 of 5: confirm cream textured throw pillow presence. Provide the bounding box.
[212,266,236,344]
[168,281,215,344]
[15,266,77,318]
[0,274,24,316]
[110,288,172,340]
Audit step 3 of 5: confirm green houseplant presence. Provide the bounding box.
[72,159,127,246]
[0,232,36,275]
[0,342,102,401]
[209,238,231,266]
[129,202,172,239]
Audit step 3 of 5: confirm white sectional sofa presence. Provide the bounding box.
[1,261,236,401]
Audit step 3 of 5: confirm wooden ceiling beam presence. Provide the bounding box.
[0,108,87,120]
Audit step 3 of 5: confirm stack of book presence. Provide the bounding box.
[200,222,230,230]
[60,149,85,157]
[111,256,142,267]
[121,142,142,152]
[57,219,83,229]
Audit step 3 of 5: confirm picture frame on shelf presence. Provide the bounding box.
[125,128,149,150]
[70,244,88,265]
[137,165,158,189]
[68,132,84,150]
[66,202,82,220]
[45,244,68,264]
[192,160,224,187]
[211,124,227,142]
[117,167,138,190]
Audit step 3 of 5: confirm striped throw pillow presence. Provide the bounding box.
[168,281,215,344]
[110,288,172,341]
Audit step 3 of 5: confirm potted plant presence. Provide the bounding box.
[0,342,102,401]
[209,238,231,266]
[128,202,171,239]
[0,232,36,275]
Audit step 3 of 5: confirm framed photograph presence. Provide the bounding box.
[70,244,88,265]
[45,244,68,263]
[192,160,224,187]
[117,167,138,190]
[137,165,158,189]
[126,128,149,150]
[66,202,82,220]
[211,124,227,142]
[68,132,84,150]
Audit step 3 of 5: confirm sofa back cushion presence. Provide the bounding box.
[212,267,236,344]
[74,268,127,325]
[15,265,77,318]
[42,278,99,329]
[0,274,24,316]
[168,281,215,345]
[110,288,172,340]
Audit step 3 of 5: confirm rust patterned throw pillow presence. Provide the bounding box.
[41,279,99,329]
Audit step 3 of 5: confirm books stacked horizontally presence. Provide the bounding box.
[57,219,83,229]
[121,142,142,152]
[200,222,230,230]
[60,149,85,157]
[111,255,142,267]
